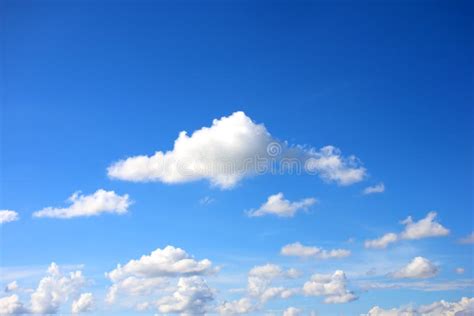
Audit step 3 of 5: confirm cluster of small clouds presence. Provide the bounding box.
[366,296,474,315]
[107,111,367,189]
[364,212,450,249]
[0,263,93,315]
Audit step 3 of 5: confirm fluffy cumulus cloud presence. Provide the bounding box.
[399,212,449,240]
[247,264,298,303]
[0,210,19,224]
[391,257,438,279]
[365,233,399,249]
[0,295,25,315]
[71,293,94,314]
[0,263,88,315]
[365,212,449,250]
[367,297,474,316]
[33,189,131,219]
[246,193,316,218]
[4,282,19,293]
[105,246,216,313]
[157,276,214,315]
[302,270,357,304]
[363,183,385,195]
[108,111,366,189]
[283,306,302,316]
[459,232,474,244]
[216,298,255,315]
[217,264,299,314]
[280,242,350,259]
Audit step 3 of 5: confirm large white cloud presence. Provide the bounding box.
[365,212,449,250]
[302,270,357,304]
[0,210,19,224]
[247,193,317,218]
[0,263,88,315]
[71,293,94,314]
[33,189,131,219]
[280,242,350,259]
[367,296,474,316]
[391,257,438,279]
[107,111,366,189]
[156,276,214,315]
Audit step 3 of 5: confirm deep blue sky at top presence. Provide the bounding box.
[1,0,472,294]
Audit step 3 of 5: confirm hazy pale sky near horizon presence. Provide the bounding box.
[1,0,473,315]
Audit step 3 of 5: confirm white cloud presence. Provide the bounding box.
[108,111,366,189]
[365,212,449,250]
[199,196,215,205]
[367,296,474,316]
[105,245,215,312]
[0,210,19,224]
[156,276,214,315]
[280,242,350,259]
[0,295,25,315]
[363,183,385,195]
[106,246,214,283]
[29,263,86,314]
[399,212,449,240]
[304,146,366,185]
[283,306,302,316]
[391,257,438,279]
[364,233,398,249]
[4,281,19,293]
[105,276,168,304]
[459,232,474,244]
[33,189,131,219]
[71,293,94,314]
[247,264,298,303]
[302,270,357,304]
[358,279,474,292]
[456,268,465,275]
[246,193,316,218]
[0,263,88,315]
[217,298,255,315]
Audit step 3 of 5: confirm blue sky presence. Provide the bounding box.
[1,0,473,315]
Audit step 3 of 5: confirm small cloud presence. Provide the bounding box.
[281,242,350,259]
[33,189,132,219]
[391,257,438,279]
[459,232,474,244]
[0,210,19,224]
[364,211,449,250]
[362,183,385,195]
[247,193,316,218]
[455,267,465,275]
[199,196,215,206]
